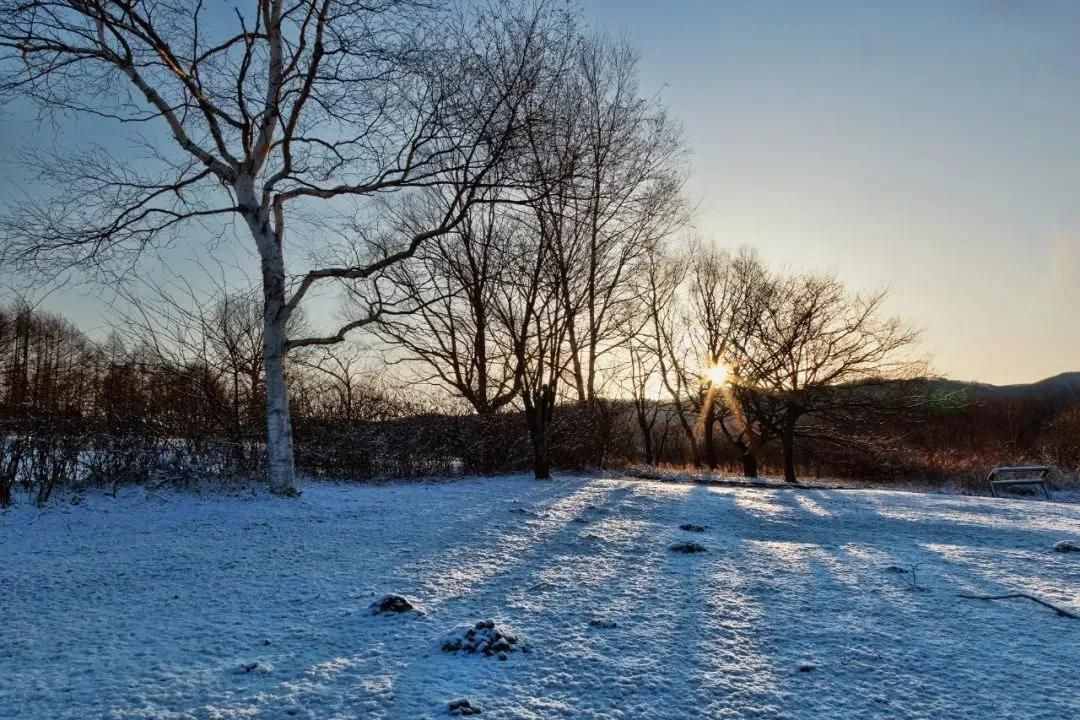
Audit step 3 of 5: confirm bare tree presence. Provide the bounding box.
[344,28,686,476]
[0,0,567,493]
[505,219,568,480]
[640,247,701,464]
[0,296,99,419]
[625,337,672,466]
[737,275,920,483]
[551,35,685,405]
[210,289,273,433]
[369,196,523,414]
[684,246,766,469]
[116,272,310,456]
[293,342,379,423]
[488,76,583,479]
[621,241,679,465]
[638,243,766,470]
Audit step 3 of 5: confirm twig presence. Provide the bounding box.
[908,562,924,591]
[958,592,1078,619]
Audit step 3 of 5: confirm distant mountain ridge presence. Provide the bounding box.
[928,372,1080,414]
[975,372,1080,400]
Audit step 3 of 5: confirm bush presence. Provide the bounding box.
[0,416,264,507]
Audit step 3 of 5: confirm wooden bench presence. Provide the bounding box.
[987,465,1051,500]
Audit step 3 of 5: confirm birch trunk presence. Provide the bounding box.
[239,177,298,494]
[262,286,296,494]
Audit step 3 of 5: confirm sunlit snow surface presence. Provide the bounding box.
[3,477,1080,719]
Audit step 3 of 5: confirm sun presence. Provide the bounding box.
[705,363,730,386]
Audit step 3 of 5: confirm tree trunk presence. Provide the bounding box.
[241,178,298,496]
[676,414,700,467]
[701,388,718,469]
[722,423,759,479]
[237,174,298,495]
[781,407,799,484]
[248,367,262,426]
[565,320,587,403]
[263,315,296,494]
[591,398,613,469]
[636,407,655,466]
[656,421,671,462]
[741,451,758,478]
[531,421,551,480]
[525,383,555,480]
[231,368,245,465]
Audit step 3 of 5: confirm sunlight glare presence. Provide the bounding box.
[706,363,730,386]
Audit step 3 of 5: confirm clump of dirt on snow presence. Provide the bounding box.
[1054,540,1079,553]
[236,661,273,674]
[441,620,527,658]
[670,541,707,554]
[448,698,482,716]
[370,594,422,615]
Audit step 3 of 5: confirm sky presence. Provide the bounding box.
[582,0,1080,384]
[1,1,1078,385]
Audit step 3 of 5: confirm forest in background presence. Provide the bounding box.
[1,294,1076,507]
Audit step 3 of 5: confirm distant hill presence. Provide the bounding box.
[924,372,1080,416]
[994,371,1080,398]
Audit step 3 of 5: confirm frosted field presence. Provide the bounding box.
[3,476,1080,719]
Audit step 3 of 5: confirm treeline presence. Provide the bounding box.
[881,377,1080,486]
[0,294,634,506]
[0,299,438,429]
[0,298,452,505]
[1,292,1077,507]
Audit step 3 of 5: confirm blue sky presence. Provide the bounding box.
[2,1,1078,384]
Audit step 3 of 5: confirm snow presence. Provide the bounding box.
[3,476,1080,719]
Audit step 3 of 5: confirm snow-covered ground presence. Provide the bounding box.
[4,476,1080,719]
